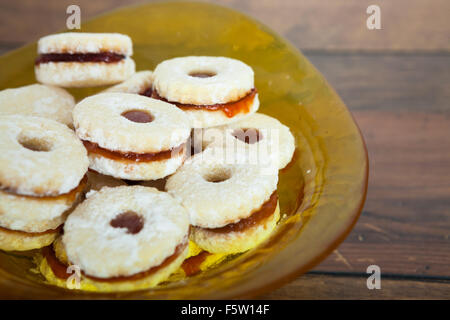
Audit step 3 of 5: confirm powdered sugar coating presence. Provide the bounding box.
[166,147,278,228]
[0,115,88,196]
[73,93,191,153]
[0,84,75,126]
[35,58,135,88]
[153,56,254,105]
[202,113,296,169]
[62,186,190,278]
[37,32,133,55]
[103,70,153,94]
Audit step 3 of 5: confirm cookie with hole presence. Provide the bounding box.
[40,186,190,292]
[73,93,191,181]
[0,115,88,251]
[35,33,135,87]
[166,147,279,254]
[0,84,75,127]
[152,56,259,128]
[200,113,296,169]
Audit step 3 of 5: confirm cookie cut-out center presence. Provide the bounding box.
[189,71,217,78]
[232,128,263,144]
[121,110,154,123]
[18,136,52,152]
[110,211,144,234]
[203,168,232,183]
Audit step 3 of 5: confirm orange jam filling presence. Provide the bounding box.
[181,251,211,276]
[43,241,188,282]
[35,52,125,65]
[82,140,185,163]
[202,191,278,234]
[152,88,257,118]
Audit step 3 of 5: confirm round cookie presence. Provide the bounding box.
[40,186,190,292]
[103,70,153,96]
[73,93,191,180]
[0,115,88,251]
[201,113,296,169]
[152,56,259,128]
[35,33,135,87]
[166,147,279,254]
[0,84,75,127]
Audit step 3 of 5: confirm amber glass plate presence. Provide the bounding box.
[0,1,368,299]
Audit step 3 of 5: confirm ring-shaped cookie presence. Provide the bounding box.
[166,148,279,253]
[0,115,88,250]
[152,56,258,128]
[166,147,278,228]
[73,93,191,180]
[54,186,189,291]
[201,113,296,169]
[0,115,88,197]
[0,84,75,127]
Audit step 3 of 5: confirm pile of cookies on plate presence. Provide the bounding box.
[0,32,295,292]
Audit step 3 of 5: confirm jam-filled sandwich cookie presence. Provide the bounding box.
[0,84,75,127]
[152,56,259,128]
[104,70,153,97]
[35,33,135,87]
[201,113,295,169]
[73,93,191,180]
[40,186,190,292]
[0,115,88,251]
[166,148,279,254]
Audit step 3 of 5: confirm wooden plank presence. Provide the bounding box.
[0,0,448,51]
[306,54,450,112]
[302,54,450,277]
[259,273,450,299]
[312,109,450,277]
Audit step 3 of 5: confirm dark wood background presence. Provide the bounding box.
[0,0,449,299]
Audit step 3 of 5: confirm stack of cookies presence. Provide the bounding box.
[0,32,295,292]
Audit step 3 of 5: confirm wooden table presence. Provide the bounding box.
[0,0,449,299]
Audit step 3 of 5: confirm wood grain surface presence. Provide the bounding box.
[0,0,449,299]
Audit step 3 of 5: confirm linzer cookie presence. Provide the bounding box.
[35,33,135,87]
[73,93,191,180]
[40,186,190,292]
[152,56,259,128]
[0,84,75,127]
[103,70,153,97]
[201,113,296,169]
[0,115,88,251]
[166,147,279,254]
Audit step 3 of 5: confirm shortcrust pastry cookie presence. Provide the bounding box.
[73,93,191,180]
[35,33,135,87]
[40,186,190,291]
[0,115,88,251]
[0,84,75,127]
[201,113,296,169]
[152,56,259,128]
[166,148,279,254]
